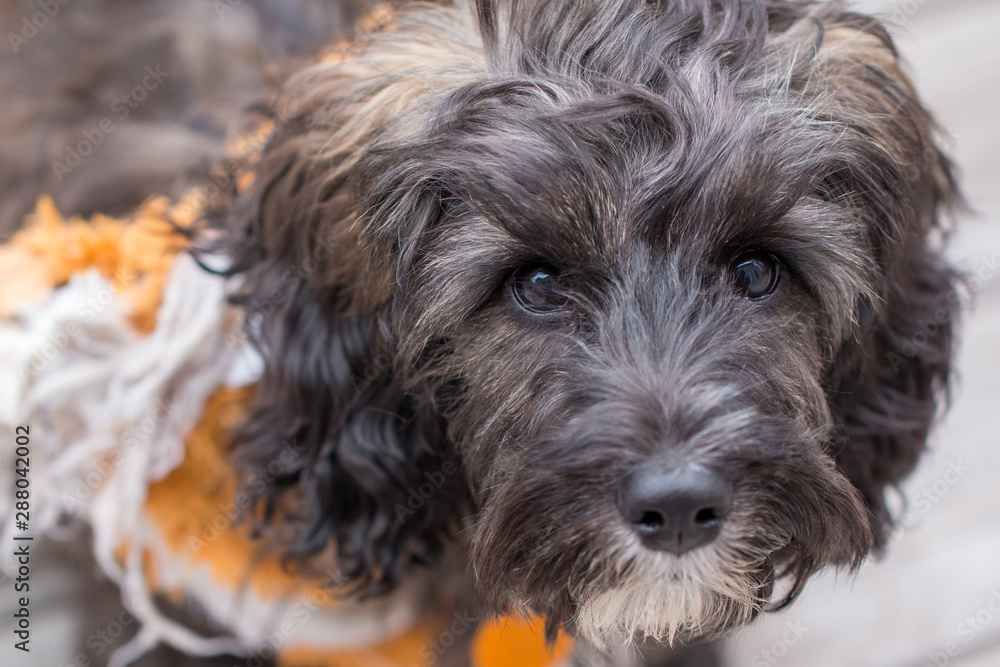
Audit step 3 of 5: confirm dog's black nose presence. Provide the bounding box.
[618,467,733,555]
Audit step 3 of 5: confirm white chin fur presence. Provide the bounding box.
[573,546,764,650]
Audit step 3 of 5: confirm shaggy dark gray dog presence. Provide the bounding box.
[197,0,957,663]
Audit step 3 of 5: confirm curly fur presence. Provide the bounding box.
[197,0,959,656]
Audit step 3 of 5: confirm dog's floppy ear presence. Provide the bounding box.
[199,29,481,593]
[808,18,962,547]
[828,247,958,549]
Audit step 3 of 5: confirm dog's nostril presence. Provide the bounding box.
[618,466,733,555]
[694,507,719,525]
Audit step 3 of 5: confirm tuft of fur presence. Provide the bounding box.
[196,0,960,655]
[572,536,770,649]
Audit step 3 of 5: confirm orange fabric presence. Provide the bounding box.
[142,386,330,600]
[276,614,574,667]
[278,617,445,667]
[0,194,192,332]
[472,616,574,667]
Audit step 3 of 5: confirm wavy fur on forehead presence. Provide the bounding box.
[204,0,958,610]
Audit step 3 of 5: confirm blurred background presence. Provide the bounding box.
[1,0,998,666]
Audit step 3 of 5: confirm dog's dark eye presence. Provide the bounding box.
[512,265,569,313]
[732,253,780,300]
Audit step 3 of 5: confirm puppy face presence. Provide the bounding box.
[211,0,958,649]
[379,89,876,645]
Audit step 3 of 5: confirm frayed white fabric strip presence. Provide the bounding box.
[0,254,260,664]
[129,518,427,655]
